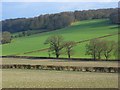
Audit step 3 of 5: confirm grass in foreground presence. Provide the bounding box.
[2,69,118,88]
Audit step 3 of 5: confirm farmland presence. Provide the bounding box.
[1,4,119,89]
[2,19,118,58]
[2,69,118,88]
[2,57,119,88]
[2,58,119,67]
[2,19,119,88]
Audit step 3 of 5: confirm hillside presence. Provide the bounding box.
[2,8,117,33]
[2,19,118,58]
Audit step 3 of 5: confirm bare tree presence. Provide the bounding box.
[113,41,119,60]
[47,49,51,58]
[85,39,98,60]
[86,39,116,60]
[102,40,115,60]
[64,41,76,58]
[44,35,64,58]
[95,39,105,60]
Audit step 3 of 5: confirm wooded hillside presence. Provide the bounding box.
[2,8,118,33]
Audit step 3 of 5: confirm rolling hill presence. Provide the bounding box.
[2,19,118,58]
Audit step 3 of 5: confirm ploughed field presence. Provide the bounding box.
[2,58,119,67]
[2,58,119,88]
[2,19,118,58]
[2,69,118,88]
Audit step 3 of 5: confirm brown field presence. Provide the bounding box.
[2,69,118,88]
[2,58,119,67]
[2,58,119,88]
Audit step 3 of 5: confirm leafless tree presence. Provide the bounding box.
[64,41,76,58]
[95,39,105,59]
[85,39,98,60]
[44,35,64,58]
[102,40,115,60]
[86,39,116,60]
[113,41,119,60]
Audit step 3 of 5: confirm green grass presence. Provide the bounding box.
[2,58,119,67]
[2,19,118,58]
[2,69,118,88]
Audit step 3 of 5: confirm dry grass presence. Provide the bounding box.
[2,58,118,88]
[2,69,118,88]
[2,58,119,67]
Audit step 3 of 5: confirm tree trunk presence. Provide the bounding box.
[68,54,70,59]
[98,53,101,60]
[93,52,96,60]
[105,54,108,60]
[56,54,59,58]
[48,53,51,58]
[105,56,108,60]
[67,50,71,59]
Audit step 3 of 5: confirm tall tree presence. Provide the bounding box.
[113,42,119,59]
[44,35,64,58]
[95,39,105,59]
[64,41,76,58]
[1,31,12,44]
[85,39,98,60]
[102,40,115,60]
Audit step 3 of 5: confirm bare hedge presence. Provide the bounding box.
[1,64,119,73]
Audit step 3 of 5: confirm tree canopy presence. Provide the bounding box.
[2,8,118,33]
[1,31,12,44]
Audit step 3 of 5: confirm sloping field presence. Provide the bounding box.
[2,19,118,58]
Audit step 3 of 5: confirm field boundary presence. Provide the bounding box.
[1,64,120,73]
[1,56,120,61]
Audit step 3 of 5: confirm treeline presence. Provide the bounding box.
[45,35,118,60]
[2,8,118,33]
[86,39,118,60]
[1,31,12,44]
[109,11,120,24]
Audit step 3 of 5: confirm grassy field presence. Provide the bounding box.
[2,19,118,58]
[2,69,118,88]
[2,58,119,67]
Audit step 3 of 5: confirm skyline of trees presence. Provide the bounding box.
[2,8,118,33]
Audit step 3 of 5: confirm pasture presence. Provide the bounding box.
[2,19,118,58]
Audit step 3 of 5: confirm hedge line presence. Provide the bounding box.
[1,56,119,61]
[1,64,120,73]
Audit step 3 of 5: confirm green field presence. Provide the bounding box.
[2,19,118,58]
[2,69,118,88]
